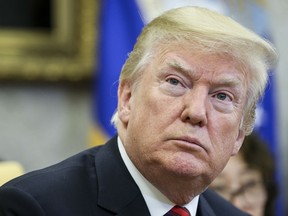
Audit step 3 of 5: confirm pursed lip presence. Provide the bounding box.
[169,136,207,152]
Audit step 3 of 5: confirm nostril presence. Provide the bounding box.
[181,109,207,127]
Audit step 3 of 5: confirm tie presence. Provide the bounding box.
[164,205,191,216]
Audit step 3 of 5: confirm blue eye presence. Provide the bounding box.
[167,78,180,86]
[216,93,230,101]
[161,76,187,97]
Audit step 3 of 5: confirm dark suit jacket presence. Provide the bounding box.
[0,136,249,216]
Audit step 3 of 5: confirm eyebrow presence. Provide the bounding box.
[167,59,243,88]
[215,77,243,88]
[167,59,195,75]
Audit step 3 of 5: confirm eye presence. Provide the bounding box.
[210,90,236,113]
[242,179,260,190]
[167,77,181,86]
[214,92,232,101]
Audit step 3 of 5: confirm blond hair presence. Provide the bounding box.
[111,6,277,135]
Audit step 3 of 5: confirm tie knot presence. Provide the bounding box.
[164,205,191,216]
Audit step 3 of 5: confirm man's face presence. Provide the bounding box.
[118,47,247,187]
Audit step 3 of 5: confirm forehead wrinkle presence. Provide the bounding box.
[166,58,196,76]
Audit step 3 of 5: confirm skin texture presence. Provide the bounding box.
[210,154,267,216]
[117,46,247,205]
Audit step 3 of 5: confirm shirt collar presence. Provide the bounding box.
[117,136,199,216]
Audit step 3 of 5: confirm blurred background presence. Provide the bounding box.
[0,0,286,215]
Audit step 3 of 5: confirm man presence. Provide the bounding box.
[0,6,277,216]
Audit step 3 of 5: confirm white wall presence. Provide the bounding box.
[0,85,91,172]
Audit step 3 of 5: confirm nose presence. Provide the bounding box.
[180,87,208,126]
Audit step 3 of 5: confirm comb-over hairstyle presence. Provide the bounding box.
[111,6,277,134]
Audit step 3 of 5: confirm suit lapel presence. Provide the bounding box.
[196,193,216,216]
[95,136,150,216]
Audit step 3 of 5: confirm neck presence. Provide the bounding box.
[127,154,208,205]
[145,170,206,205]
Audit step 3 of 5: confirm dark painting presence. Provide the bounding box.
[0,0,51,29]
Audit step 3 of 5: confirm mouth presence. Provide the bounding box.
[169,136,207,152]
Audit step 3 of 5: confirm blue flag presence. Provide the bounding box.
[255,71,279,156]
[249,5,283,215]
[92,0,144,143]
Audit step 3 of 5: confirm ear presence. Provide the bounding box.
[117,81,132,124]
[231,129,245,156]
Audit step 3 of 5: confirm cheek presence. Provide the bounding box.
[210,122,238,147]
[213,111,242,140]
[127,92,162,142]
[207,114,243,167]
[131,89,179,129]
[126,90,183,157]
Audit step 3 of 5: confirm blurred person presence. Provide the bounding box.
[210,133,277,216]
[0,160,25,186]
[0,6,277,216]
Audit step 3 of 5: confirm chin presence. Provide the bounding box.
[165,160,209,179]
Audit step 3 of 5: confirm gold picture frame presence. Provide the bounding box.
[0,0,97,81]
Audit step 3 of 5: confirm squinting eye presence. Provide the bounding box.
[167,78,180,86]
[216,93,229,101]
[161,76,187,96]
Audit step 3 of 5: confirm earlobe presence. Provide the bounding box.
[118,81,132,124]
[231,129,245,156]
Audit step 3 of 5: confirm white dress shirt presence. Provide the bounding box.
[118,137,199,216]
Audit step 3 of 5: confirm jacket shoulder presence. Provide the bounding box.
[2,145,102,189]
[200,189,250,216]
[0,145,106,216]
